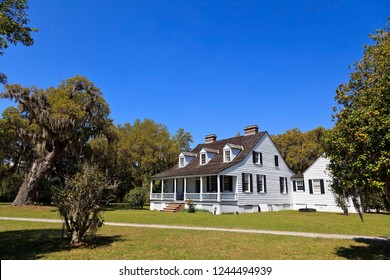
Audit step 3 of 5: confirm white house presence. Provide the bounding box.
[150,126,357,214]
[291,154,358,213]
[150,125,295,214]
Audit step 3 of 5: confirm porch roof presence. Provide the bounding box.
[152,131,267,179]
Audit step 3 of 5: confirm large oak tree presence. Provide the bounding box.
[1,75,113,205]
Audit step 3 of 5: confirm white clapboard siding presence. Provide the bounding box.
[293,155,357,213]
[221,133,294,207]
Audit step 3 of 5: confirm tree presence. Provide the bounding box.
[323,19,390,214]
[52,163,117,245]
[0,75,114,205]
[272,127,327,174]
[0,0,37,84]
[116,119,192,190]
[128,187,146,209]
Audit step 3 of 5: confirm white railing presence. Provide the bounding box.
[151,192,237,201]
[150,193,175,201]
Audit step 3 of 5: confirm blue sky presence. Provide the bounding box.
[0,0,388,146]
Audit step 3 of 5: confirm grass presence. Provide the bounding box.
[1,220,389,260]
[1,203,389,237]
[1,203,389,260]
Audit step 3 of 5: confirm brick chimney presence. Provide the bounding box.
[205,134,217,143]
[244,125,259,136]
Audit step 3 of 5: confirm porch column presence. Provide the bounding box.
[150,180,153,201]
[200,176,203,202]
[184,177,187,201]
[217,175,221,202]
[161,179,164,201]
[174,178,177,201]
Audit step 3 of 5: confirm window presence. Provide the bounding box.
[279,177,288,193]
[253,152,263,165]
[200,153,206,165]
[242,173,252,192]
[256,175,266,193]
[274,155,279,167]
[209,175,217,192]
[224,150,231,162]
[296,180,304,191]
[308,179,325,194]
[179,157,184,167]
[223,176,233,192]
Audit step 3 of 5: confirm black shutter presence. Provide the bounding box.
[242,173,245,192]
[256,175,260,193]
[293,181,296,192]
[220,175,223,193]
[229,176,233,192]
[280,177,283,193]
[250,174,253,192]
[320,179,325,194]
[302,180,305,192]
[309,179,313,194]
[275,155,279,166]
[252,151,256,163]
[263,176,267,193]
[207,176,210,192]
[260,152,263,165]
[285,178,288,193]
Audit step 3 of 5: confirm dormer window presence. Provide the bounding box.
[200,153,206,165]
[179,157,185,167]
[178,152,196,168]
[224,150,231,162]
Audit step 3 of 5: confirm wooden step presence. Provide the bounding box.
[160,203,185,213]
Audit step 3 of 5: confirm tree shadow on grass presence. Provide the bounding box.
[336,238,390,260]
[0,228,123,260]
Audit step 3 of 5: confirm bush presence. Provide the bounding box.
[128,187,146,209]
[186,199,195,213]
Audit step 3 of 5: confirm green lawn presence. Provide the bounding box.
[1,220,389,260]
[1,203,389,237]
[1,204,389,260]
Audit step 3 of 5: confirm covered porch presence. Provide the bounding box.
[150,175,237,202]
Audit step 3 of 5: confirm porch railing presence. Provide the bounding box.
[151,193,238,202]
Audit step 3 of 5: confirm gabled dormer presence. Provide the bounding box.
[223,143,243,162]
[199,147,219,165]
[178,152,196,168]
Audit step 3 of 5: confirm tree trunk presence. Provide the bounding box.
[12,151,57,206]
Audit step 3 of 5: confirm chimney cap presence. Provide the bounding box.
[244,125,259,136]
[205,134,217,143]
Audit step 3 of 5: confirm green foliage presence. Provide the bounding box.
[128,187,146,209]
[323,19,390,214]
[52,164,117,244]
[1,75,114,205]
[272,127,327,173]
[186,199,196,213]
[0,0,37,83]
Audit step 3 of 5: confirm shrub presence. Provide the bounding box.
[186,199,195,213]
[128,187,146,209]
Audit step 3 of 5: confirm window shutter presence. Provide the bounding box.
[285,178,288,193]
[293,181,296,192]
[242,173,245,192]
[256,175,260,192]
[207,176,210,192]
[275,155,279,166]
[263,176,267,193]
[220,175,223,193]
[280,177,283,193]
[260,152,263,165]
[303,180,305,192]
[250,174,253,192]
[320,179,325,194]
[309,179,313,194]
[252,151,256,163]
